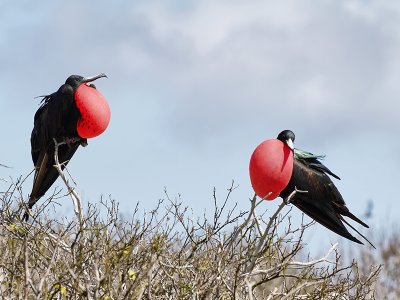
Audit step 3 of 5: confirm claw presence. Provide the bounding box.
[80,139,88,147]
[62,137,81,148]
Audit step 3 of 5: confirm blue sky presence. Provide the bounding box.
[1,1,399,250]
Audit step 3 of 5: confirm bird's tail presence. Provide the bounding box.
[341,217,375,249]
[343,210,369,228]
[23,195,37,221]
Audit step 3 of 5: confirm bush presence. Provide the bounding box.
[0,178,380,299]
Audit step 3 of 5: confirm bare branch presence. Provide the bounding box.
[52,138,82,223]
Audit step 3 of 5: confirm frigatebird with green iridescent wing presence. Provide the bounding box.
[277,130,374,247]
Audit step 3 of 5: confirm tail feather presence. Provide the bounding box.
[343,210,369,228]
[29,152,49,208]
[341,217,375,249]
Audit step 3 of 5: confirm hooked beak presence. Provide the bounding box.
[286,138,294,151]
[82,73,108,83]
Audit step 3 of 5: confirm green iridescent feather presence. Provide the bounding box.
[294,148,325,160]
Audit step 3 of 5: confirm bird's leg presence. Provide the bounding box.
[59,137,87,148]
[284,187,308,204]
[80,138,88,147]
[63,137,81,147]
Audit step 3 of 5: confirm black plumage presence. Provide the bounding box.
[277,130,374,247]
[25,74,106,220]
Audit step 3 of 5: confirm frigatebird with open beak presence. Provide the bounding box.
[25,74,110,220]
[250,130,373,247]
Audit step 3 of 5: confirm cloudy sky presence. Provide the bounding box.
[1,1,399,249]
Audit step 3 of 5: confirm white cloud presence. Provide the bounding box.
[0,1,399,224]
[118,1,397,145]
[1,0,399,146]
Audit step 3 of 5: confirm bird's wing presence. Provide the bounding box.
[31,97,51,167]
[294,148,341,180]
[28,87,79,211]
[280,159,371,245]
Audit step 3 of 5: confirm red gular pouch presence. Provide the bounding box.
[75,83,111,139]
[249,139,294,200]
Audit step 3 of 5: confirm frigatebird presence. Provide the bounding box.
[25,74,110,220]
[277,130,374,247]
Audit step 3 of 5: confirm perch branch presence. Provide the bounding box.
[53,138,82,223]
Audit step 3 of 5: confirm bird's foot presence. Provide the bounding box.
[80,138,88,147]
[61,137,87,148]
[63,137,81,146]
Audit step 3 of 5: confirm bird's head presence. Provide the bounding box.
[277,130,295,151]
[68,74,110,139]
[65,73,108,90]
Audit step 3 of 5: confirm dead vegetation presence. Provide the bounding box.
[0,175,382,299]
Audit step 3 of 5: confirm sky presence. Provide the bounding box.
[0,0,399,250]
